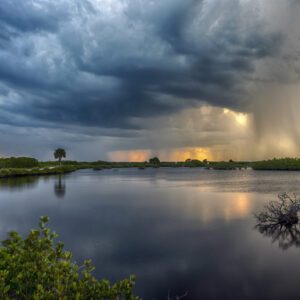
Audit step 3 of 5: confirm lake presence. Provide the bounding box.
[1,168,300,299]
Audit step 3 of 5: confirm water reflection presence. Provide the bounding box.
[255,193,300,250]
[0,176,39,191]
[2,170,300,299]
[256,220,300,250]
[183,192,253,222]
[54,175,66,198]
[224,193,251,220]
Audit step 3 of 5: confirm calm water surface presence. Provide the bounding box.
[1,168,300,299]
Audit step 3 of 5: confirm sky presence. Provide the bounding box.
[0,0,300,161]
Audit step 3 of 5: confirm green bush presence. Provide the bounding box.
[0,216,138,299]
[252,158,300,170]
[0,157,39,169]
[209,161,248,170]
[148,157,160,164]
[0,166,80,178]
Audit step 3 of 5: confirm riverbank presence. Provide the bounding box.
[251,158,300,170]
[1,157,300,179]
[0,165,79,179]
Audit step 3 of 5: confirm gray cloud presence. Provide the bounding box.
[0,0,286,128]
[0,0,299,159]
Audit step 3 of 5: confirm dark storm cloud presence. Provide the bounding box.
[0,0,69,33]
[0,0,289,131]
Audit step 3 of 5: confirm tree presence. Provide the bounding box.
[54,148,66,165]
[255,193,300,250]
[149,157,160,164]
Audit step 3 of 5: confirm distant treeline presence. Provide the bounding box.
[252,158,300,170]
[0,157,79,178]
[0,166,79,179]
[2,156,300,172]
[48,158,300,171]
[206,161,249,170]
[0,157,38,168]
[48,159,250,170]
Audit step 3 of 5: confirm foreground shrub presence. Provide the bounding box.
[0,216,137,299]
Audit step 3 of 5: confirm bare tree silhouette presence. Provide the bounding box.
[255,193,300,250]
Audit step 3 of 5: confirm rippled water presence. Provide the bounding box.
[1,168,300,299]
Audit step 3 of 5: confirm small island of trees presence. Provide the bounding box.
[149,157,160,164]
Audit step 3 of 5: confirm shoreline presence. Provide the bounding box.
[2,157,300,179]
[0,166,79,179]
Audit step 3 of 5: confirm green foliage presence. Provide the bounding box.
[209,161,249,170]
[54,148,66,164]
[0,216,138,299]
[0,157,38,169]
[148,157,160,164]
[0,176,38,190]
[182,159,205,168]
[39,160,79,167]
[0,166,78,179]
[9,156,300,175]
[252,158,300,170]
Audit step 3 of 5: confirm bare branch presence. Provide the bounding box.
[255,193,300,250]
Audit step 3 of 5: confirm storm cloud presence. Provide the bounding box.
[0,0,299,160]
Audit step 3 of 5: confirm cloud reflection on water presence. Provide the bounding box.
[0,170,300,299]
